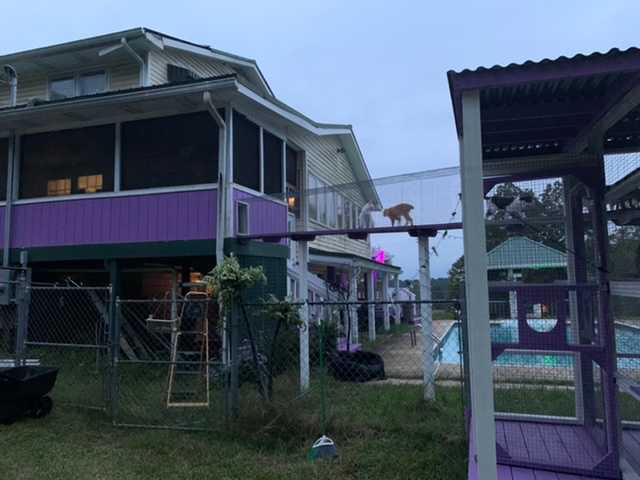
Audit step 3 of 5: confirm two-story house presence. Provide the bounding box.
[0,28,400,340]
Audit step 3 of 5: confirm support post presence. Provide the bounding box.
[107,259,121,422]
[298,239,310,391]
[418,236,435,400]
[14,267,30,365]
[349,269,359,346]
[367,270,376,342]
[590,153,621,471]
[394,274,401,326]
[563,176,586,424]
[460,89,497,480]
[382,272,390,331]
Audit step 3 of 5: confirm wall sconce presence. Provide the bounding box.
[287,196,296,208]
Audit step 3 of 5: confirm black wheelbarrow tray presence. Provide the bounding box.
[0,366,59,424]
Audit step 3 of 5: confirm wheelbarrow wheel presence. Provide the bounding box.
[29,396,53,418]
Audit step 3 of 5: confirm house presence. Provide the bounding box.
[0,28,400,333]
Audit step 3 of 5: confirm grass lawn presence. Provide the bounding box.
[0,376,468,480]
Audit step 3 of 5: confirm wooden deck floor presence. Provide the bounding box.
[496,420,603,474]
[469,419,614,480]
[623,428,640,475]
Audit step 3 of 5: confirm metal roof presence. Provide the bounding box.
[447,47,640,160]
[487,236,567,270]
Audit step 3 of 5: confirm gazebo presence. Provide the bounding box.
[449,48,640,479]
[487,236,567,319]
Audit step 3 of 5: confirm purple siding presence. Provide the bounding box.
[233,189,288,236]
[11,189,217,248]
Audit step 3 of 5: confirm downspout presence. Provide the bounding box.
[203,91,227,265]
[3,65,17,107]
[3,135,14,266]
[120,38,147,87]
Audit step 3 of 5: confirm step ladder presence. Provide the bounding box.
[147,291,210,408]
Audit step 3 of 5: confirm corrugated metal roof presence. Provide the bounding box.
[487,236,567,270]
[449,47,640,77]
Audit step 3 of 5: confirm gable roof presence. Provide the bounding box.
[0,27,273,98]
[487,236,567,270]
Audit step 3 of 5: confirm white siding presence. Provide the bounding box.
[147,48,236,85]
[287,129,371,259]
[0,61,141,108]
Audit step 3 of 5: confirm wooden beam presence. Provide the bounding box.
[567,73,640,153]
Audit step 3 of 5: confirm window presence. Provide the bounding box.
[121,112,219,190]
[318,179,327,224]
[49,77,75,100]
[308,174,319,221]
[47,179,71,196]
[344,199,352,228]
[20,125,115,199]
[237,201,249,235]
[327,191,336,227]
[49,71,107,100]
[78,175,103,193]
[167,64,198,83]
[78,72,107,96]
[263,130,283,196]
[336,195,344,229]
[286,146,298,188]
[353,203,360,228]
[233,111,260,191]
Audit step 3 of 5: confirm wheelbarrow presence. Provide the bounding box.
[0,366,59,424]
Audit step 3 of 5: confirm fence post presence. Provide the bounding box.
[367,270,376,342]
[382,272,390,331]
[227,303,240,419]
[298,239,310,392]
[110,297,121,424]
[14,268,31,366]
[418,235,435,401]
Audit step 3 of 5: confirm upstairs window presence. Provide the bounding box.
[236,201,249,235]
[20,125,115,199]
[49,71,107,100]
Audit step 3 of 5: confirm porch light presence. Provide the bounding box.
[287,196,296,209]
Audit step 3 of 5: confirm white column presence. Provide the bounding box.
[460,89,497,480]
[383,272,390,331]
[298,240,309,391]
[419,236,435,400]
[350,269,359,346]
[367,270,376,342]
[394,274,401,326]
[507,270,518,320]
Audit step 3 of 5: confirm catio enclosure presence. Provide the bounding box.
[450,48,640,479]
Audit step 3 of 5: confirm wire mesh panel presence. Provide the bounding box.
[24,286,111,410]
[113,297,226,429]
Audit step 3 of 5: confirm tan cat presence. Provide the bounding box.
[383,203,415,226]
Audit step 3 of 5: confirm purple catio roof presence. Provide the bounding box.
[447,48,640,159]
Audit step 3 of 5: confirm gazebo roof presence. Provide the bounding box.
[447,47,640,162]
[487,236,567,271]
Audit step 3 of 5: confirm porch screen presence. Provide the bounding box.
[121,112,219,190]
[286,145,298,188]
[19,125,115,199]
[233,111,260,191]
[0,138,7,200]
[263,130,283,196]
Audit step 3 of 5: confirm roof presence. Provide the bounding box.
[447,47,640,160]
[487,236,567,270]
[309,248,402,273]
[0,27,273,98]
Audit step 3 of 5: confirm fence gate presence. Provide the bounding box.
[23,284,112,410]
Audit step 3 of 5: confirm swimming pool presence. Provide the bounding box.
[438,321,640,369]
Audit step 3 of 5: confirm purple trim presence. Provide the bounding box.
[233,189,288,237]
[11,189,217,248]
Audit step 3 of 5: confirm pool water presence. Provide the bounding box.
[438,321,640,368]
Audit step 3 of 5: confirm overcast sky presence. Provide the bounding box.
[3,1,639,277]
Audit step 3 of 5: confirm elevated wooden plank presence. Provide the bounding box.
[511,467,535,480]
[520,423,551,464]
